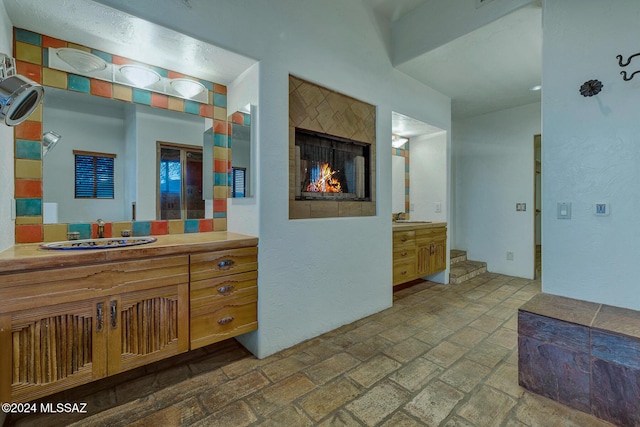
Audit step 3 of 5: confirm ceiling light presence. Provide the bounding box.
[170,78,205,98]
[55,48,108,73]
[0,53,44,126]
[42,131,62,156]
[529,85,542,91]
[392,135,408,148]
[118,64,161,88]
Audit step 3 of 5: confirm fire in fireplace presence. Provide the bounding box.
[295,129,370,201]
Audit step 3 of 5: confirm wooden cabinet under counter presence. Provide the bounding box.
[0,231,258,404]
[392,223,447,286]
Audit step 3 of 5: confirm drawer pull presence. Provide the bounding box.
[401,270,407,275]
[401,237,407,242]
[218,316,234,325]
[217,285,235,294]
[96,302,104,332]
[110,300,118,329]
[401,251,407,256]
[217,259,235,269]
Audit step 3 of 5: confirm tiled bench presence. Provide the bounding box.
[518,293,640,427]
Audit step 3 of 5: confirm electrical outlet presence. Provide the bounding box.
[435,202,441,213]
[506,251,514,261]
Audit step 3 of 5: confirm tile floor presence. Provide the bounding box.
[6,272,612,427]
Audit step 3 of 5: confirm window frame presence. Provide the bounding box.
[73,150,116,199]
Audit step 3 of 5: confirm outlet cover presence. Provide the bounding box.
[435,202,442,213]
[506,251,514,261]
[595,203,610,216]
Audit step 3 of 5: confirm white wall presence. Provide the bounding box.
[0,2,14,252]
[542,0,640,310]
[99,0,451,357]
[43,95,127,223]
[453,102,540,279]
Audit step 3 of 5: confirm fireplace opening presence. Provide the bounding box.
[295,129,370,201]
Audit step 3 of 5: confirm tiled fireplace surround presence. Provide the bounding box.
[11,28,230,243]
[518,293,640,426]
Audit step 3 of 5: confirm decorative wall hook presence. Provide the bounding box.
[617,52,640,67]
[580,79,603,97]
[620,70,640,81]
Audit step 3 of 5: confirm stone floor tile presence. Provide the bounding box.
[152,369,228,406]
[439,359,492,392]
[198,370,270,413]
[465,340,511,368]
[191,400,257,427]
[256,405,314,427]
[382,337,432,364]
[413,325,455,346]
[486,327,518,349]
[448,326,489,348]
[246,373,316,417]
[485,305,517,320]
[342,321,387,343]
[304,352,360,385]
[315,409,364,427]
[127,396,206,427]
[260,354,313,382]
[378,323,419,343]
[345,335,392,361]
[221,354,279,380]
[442,415,477,426]
[485,362,525,398]
[298,378,361,422]
[389,357,444,392]
[404,380,465,426]
[456,385,516,426]
[379,411,427,427]
[468,315,505,333]
[66,395,157,427]
[345,380,410,426]
[424,341,468,367]
[347,354,402,388]
[514,393,611,427]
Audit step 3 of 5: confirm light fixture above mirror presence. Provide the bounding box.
[392,134,409,148]
[42,131,61,157]
[48,47,209,103]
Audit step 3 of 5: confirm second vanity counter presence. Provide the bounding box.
[392,222,447,286]
[0,231,258,404]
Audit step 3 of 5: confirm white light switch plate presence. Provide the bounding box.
[557,202,571,219]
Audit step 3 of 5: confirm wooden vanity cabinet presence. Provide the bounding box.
[393,224,447,286]
[0,255,189,403]
[189,247,258,349]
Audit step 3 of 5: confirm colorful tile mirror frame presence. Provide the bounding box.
[393,144,410,215]
[12,28,231,243]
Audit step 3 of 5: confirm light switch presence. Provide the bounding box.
[435,202,441,213]
[557,202,571,219]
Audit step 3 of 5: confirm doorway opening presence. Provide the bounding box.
[157,142,204,220]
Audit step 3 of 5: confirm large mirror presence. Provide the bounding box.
[42,87,213,223]
[228,106,252,198]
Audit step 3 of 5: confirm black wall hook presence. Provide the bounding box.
[617,52,640,67]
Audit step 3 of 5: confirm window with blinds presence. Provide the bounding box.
[74,150,116,199]
[232,167,246,198]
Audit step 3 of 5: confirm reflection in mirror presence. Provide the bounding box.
[42,87,212,223]
[392,154,406,213]
[157,143,204,219]
[229,106,251,198]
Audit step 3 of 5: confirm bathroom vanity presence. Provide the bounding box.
[392,222,447,286]
[0,232,258,403]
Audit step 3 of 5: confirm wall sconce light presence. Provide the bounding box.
[392,135,409,148]
[48,47,209,104]
[118,64,162,88]
[42,131,62,157]
[0,53,44,126]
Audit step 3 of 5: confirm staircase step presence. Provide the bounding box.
[450,249,467,264]
[449,260,487,285]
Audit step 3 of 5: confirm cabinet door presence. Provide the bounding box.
[431,237,447,274]
[3,299,105,403]
[416,244,431,276]
[111,284,189,375]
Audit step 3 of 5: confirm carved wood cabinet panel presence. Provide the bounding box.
[393,225,447,286]
[0,255,189,403]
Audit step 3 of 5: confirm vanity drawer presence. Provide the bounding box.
[393,260,416,285]
[190,271,257,305]
[393,248,415,263]
[415,227,446,244]
[190,247,258,281]
[190,290,258,349]
[393,230,416,250]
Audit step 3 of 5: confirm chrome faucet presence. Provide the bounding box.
[97,218,105,238]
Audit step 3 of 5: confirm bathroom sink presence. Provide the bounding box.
[41,237,157,250]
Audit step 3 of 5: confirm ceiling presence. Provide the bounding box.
[3,0,541,135]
